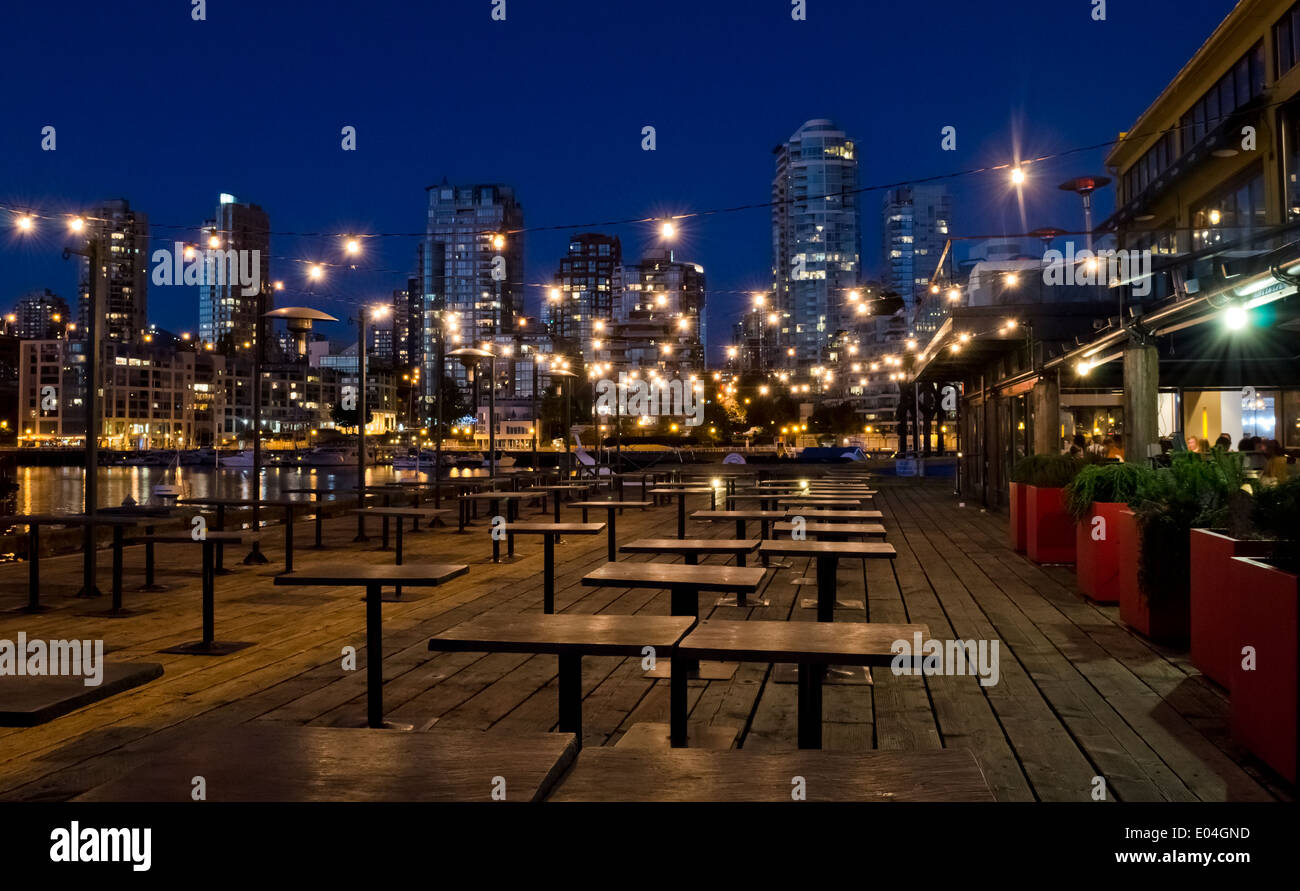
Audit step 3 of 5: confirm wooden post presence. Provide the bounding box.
[1124,343,1160,465]
[1031,375,1061,455]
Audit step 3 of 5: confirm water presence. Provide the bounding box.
[3,465,505,516]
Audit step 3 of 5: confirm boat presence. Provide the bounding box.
[299,445,358,467]
[482,451,516,468]
[151,449,183,499]
[393,449,438,471]
[455,452,485,468]
[220,450,256,468]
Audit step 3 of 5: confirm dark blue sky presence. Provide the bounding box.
[1,0,1238,355]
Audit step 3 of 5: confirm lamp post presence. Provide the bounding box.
[354,304,390,541]
[449,347,497,478]
[62,224,103,597]
[547,367,577,480]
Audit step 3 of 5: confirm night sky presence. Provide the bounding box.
[1,0,1238,356]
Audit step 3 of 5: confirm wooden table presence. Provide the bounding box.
[456,491,533,532]
[772,521,887,539]
[180,496,288,566]
[758,540,896,621]
[528,484,597,522]
[620,538,759,567]
[649,488,715,537]
[776,498,866,509]
[784,509,884,522]
[281,486,350,549]
[0,513,141,612]
[567,500,654,562]
[428,613,695,748]
[497,522,606,609]
[545,748,992,801]
[674,619,926,748]
[351,507,454,597]
[76,725,580,802]
[275,563,469,728]
[143,532,250,655]
[689,509,786,541]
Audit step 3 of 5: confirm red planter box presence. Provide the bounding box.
[1190,530,1275,689]
[1025,485,1075,564]
[1009,482,1028,552]
[1118,508,1189,642]
[1229,556,1298,784]
[1075,503,1126,604]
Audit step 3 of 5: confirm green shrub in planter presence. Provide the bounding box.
[1010,454,1088,489]
[1064,463,1151,521]
[1253,476,1300,574]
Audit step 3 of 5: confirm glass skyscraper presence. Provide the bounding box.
[881,184,952,317]
[771,119,860,366]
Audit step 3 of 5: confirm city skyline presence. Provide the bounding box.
[1,1,1238,358]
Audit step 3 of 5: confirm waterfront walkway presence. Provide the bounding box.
[0,478,1288,801]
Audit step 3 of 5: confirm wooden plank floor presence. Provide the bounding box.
[0,478,1289,801]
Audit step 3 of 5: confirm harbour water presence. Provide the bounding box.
[1,465,502,516]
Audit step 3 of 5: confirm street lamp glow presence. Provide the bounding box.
[308,265,324,281]
[1011,167,1026,185]
[1005,273,1019,287]
[208,234,221,249]
[947,288,961,302]
[68,217,85,233]
[549,288,561,302]
[492,233,506,250]
[1224,305,1249,330]
[16,215,33,232]
[274,281,285,291]
[660,221,676,239]
[344,238,361,255]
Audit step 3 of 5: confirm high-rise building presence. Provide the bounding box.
[421,183,524,387]
[548,233,622,360]
[882,184,952,316]
[772,119,861,366]
[79,198,149,343]
[620,248,706,352]
[11,289,71,340]
[198,194,272,351]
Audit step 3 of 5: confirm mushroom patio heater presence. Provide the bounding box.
[1058,176,1112,252]
[449,347,497,479]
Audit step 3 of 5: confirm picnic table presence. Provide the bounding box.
[76,726,580,802]
[145,532,250,655]
[545,748,992,801]
[566,500,654,562]
[649,487,715,538]
[428,613,695,748]
[275,563,469,728]
[672,619,925,748]
[497,523,604,609]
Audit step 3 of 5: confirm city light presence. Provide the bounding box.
[16,215,33,232]
[1011,167,1026,185]
[660,221,676,239]
[492,233,506,250]
[1224,305,1249,330]
[67,217,84,233]
[308,265,324,281]
[344,238,361,255]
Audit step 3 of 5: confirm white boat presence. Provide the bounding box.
[299,445,358,467]
[151,450,183,498]
[482,451,516,468]
[220,450,256,468]
[393,449,438,471]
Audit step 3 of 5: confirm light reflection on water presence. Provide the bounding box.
[4,465,504,516]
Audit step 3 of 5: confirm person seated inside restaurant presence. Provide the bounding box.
[1263,439,1294,483]
[1103,435,1125,461]
[1215,433,1234,450]
[1066,433,1087,457]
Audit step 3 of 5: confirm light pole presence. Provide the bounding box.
[353,304,390,541]
[62,219,103,597]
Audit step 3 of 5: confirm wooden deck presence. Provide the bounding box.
[0,478,1289,802]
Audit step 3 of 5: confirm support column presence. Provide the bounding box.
[1124,342,1160,465]
[1031,374,1061,455]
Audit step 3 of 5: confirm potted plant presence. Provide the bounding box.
[1065,463,1150,604]
[1015,454,1085,564]
[1008,455,1049,553]
[1230,476,1300,783]
[1123,450,1240,643]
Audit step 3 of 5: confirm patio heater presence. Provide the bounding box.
[449,347,497,479]
[1058,176,1112,252]
[252,305,337,562]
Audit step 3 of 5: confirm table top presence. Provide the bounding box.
[545,748,992,802]
[135,531,245,543]
[776,498,865,507]
[0,513,142,526]
[785,509,884,521]
[567,500,655,509]
[351,507,454,519]
[690,510,788,521]
[758,540,896,559]
[281,487,348,495]
[678,618,924,665]
[621,538,759,555]
[530,484,595,491]
[501,522,606,535]
[582,561,766,592]
[649,488,714,495]
[459,491,533,500]
[76,725,578,802]
[428,613,696,657]
[772,522,887,537]
[274,563,469,587]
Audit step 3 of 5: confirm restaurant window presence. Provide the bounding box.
[1192,169,1266,250]
[1286,105,1300,219]
[1276,2,1300,77]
